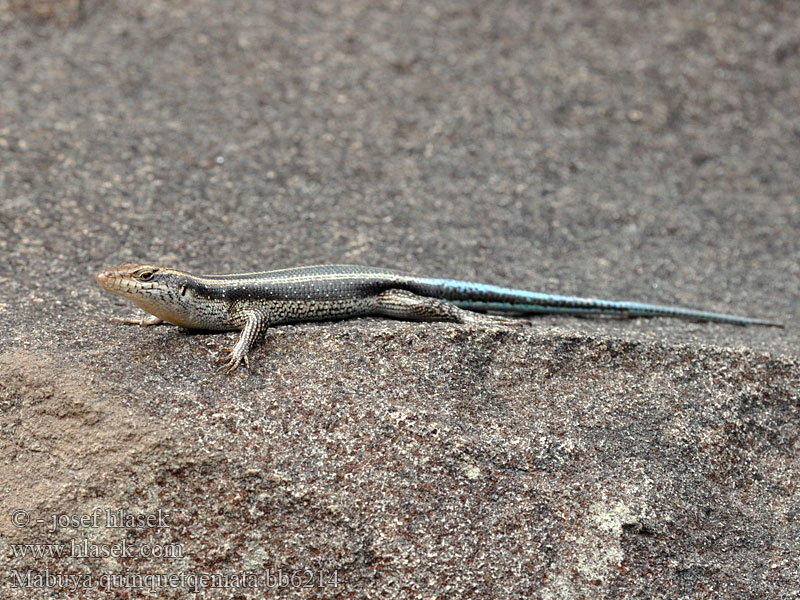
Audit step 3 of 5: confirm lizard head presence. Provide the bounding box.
[97,263,169,297]
[96,262,203,327]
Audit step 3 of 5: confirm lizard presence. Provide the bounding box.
[96,262,783,373]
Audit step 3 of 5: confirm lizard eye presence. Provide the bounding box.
[138,270,155,281]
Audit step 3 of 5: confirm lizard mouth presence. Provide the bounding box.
[96,264,142,295]
[96,262,153,293]
[96,269,118,292]
[96,268,130,293]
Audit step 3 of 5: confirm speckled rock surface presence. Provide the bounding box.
[0,1,798,598]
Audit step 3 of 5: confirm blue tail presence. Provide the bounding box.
[411,277,783,327]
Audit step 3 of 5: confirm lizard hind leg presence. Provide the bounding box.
[373,289,523,327]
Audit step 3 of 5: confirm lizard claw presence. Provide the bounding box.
[215,347,248,374]
[111,315,164,326]
[462,312,529,328]
[489,315,530,328]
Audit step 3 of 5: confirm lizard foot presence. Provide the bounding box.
[111,314,164,326]
[215,348,250,374]
[462,312,530,328]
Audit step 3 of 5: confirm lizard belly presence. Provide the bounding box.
[132,297,234,330]
[269,298,375,324]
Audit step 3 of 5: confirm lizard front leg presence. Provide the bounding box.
[216,308,270,374]
[111,312,164,326]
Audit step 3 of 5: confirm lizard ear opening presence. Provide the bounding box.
[180,284,188,296]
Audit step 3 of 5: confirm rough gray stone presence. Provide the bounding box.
[0,1,797,598]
